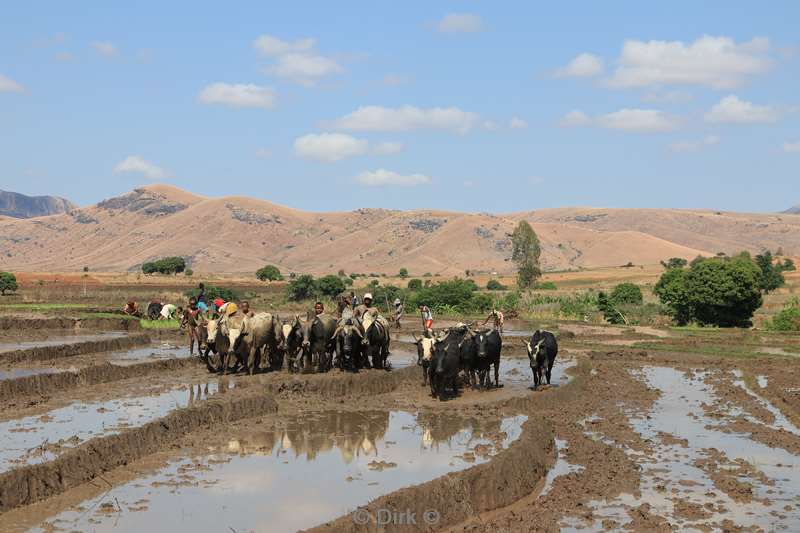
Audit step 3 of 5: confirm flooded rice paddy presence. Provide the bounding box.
[0,332,128,353]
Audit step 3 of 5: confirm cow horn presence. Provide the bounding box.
[353,327,363,339]
[331,325,342,341]
[411,333,420,343]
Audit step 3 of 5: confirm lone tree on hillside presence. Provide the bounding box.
[511,221,541,290]
[141,257,186,275]
[0,272,18,295]
[256,265,283,282]
[398,267,409,279]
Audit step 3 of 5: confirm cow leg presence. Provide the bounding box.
[494,360,500,388]
[248,346,258,375]
[546,361,554,385]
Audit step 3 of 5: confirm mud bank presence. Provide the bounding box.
[0,317,141,332]
[0,356,201,402]
[261,365,419,399]
[0,333,150,364]
[0,391,279,513]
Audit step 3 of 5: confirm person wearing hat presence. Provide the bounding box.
[354,293,374,319]
[393,298,403,329]
[419,304,433,332]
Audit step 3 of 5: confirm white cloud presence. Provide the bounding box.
[372,141,404,155]
[704,95,779,124]
[436,13,484,34]
[294,133,368,162]
[563,109,680,132]
[782,141,800,153]
[597,109,680,132]
[510,117,528,129]
[252,35,315,57]
[0,74,24,93]
[641,90,693,104]
[264,52,343,86]
[254,34,342,86]
[482,120,498,131]
[113,155,169,180]
[554,53,604,78]
[559,110,592,127]
[329,105,479,134]
[669,135,720,153]
[198,83,276,110]
[355,169,431,187]
[606,36,772,89]
[255,148,272,159]
[91,41,118,58]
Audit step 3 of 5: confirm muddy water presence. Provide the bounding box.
[0,368,64,381]
[29,410,527,533]
[0,379,235,473]
[562,367,800,531]
[732,369,800,435]
[105,343,188,365]
[0,332,128,353]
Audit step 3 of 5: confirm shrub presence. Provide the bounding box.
[781,258,796,272]
[287,275,317,301]
[654,254,763,327]
[0,272,18,295]
[661,257,688,270]
[256,265,283,282]
[407,278,478,314]
[767,302,800,331]
[185,268,194,277]
[398,268,409,279]
[598,291,625,324]
[534,281,557,290]
[755,251,785,293]
[486,279,507,291]
[423,272,432,277]
[407,278,423,291]
[142,256,185,275]
[610,283,643,305]
[316,275,346,299]
[184,285,239,303]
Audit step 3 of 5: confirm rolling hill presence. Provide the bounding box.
[0,184,798,275]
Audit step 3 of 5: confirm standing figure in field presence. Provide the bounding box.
[419,304,433,332]
[483,309,504,334]
[181,298,203,356]
[393,298,403,329]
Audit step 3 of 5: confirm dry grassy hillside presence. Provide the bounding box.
[1,184,798,275]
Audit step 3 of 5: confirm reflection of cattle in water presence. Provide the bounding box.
[526,330,558,389]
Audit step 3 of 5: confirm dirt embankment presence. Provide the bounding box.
[0,357,201,403]
[261,366,420,399]
[0,317,141,332]
[0,333,150,364]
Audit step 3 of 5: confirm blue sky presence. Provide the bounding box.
[1,1,798,213]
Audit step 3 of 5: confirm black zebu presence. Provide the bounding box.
[360,313,390,370]
[333,321,363,372]
[301,312,337,372]
[526,329,558,389]
[470,328,502,388]
[428,326,469,400]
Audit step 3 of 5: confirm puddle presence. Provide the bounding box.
[563,367,800,531]
[106,343,188,366]
[0,379,235,473]
[0,368,65,381]
[539,438,584,498]
[30,410,527,533]
[0,332,128,353]
[731,369,800,436]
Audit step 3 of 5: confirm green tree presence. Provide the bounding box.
[598,291,626,324]
[256,265,283,281]
[511,221,541,289]
[0,272,18,295]
[185,268,194,277]
[610,283,643,306]
[143,256,185,275]
[654,255,763,327]
[141,262,156,275]
[315,275,346,299]
[486,279,507,291]
[755,251,785,293]
[398,267,409,279]
[287,275,317,301]
[407,278,423,291]
[767,301,800,331]
[782,258,796,272]
[660,257,688,270]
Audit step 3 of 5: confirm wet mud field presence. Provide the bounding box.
[0,318,798,532]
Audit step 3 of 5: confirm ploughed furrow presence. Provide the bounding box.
[0,333,150,364]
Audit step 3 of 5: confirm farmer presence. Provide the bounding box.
[393,298,403,329]
[159,303,178,320]
[314,301,325,316]
[181,298,202,355]
[354,293,374,318]
[419,304,433,333]
[240,300,255,318]
[122,300,140,317]
[483,308,505,333]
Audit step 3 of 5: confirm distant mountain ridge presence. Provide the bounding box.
[0,190,77,219]
[783,205,800,214]
[0,184,798,274]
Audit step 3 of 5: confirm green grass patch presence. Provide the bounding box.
[78,312,137,320]
[140,319,180,330]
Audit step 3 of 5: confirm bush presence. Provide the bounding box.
[142,256,185,275]
[256,265,283,282]
[407,278,481,314]
[486,279,507,291]
[369,285,406,312]
[610,283,643,305]
[767,303,800,331]
[781,258,796,272]
[533,281,557,290]
[0,272,18,295]
[598,291,625,324]
[316,275,346,299]
[661,257,688,270]
[185,268,194,277]
[287,275,317,301]
[755,251,785,293]
[407,278,423,291]
[399,268,409,279]
[184,285,239,303]
[654,254,763,327]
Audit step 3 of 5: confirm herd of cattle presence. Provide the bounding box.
[191,310,559,400]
